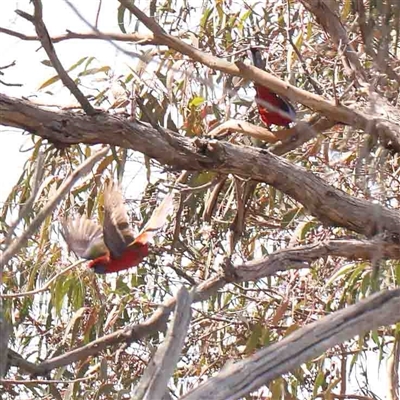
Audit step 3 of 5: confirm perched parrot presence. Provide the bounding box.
[62,181,173,274]
[250,48,296,127]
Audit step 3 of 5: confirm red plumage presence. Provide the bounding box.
[87,243,149,274]
[250,48,296,127]
[62,181,173,274]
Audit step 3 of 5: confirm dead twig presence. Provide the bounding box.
[15,1,96,115]
[1,147,109,269]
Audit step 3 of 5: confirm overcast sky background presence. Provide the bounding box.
[0,1,393,397]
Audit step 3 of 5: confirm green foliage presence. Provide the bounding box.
[2,0,400,399]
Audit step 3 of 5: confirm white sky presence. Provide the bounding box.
[0,0,394,398]
[0,0,149,203]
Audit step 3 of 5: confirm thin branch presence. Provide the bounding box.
[0,376,95,385]
[181,288,400,400]
[7,349,48,376]
[0,61,16,70]
[0,79,22,87]
[1,260,85,298]
[0,147,109,268]
[22,237,400,376]
[287,28,323,95]
[0,27,156,44]
[203,176,227,223]
[207,120,291,143]
[3,152,45,247]
[133,286,192,400]
[94,0,102,29]
[1,94,400,237]
[119,0,400,152]
[15,1,96,115]
[387,331,400,400]
[316,395,375,400]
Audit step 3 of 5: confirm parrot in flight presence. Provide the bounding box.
[62,181,173,274]
[250,48,296,127]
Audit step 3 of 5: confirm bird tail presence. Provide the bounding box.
[249,48,266,70]
[133,192,174,245]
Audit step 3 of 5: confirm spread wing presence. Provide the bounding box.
[133,192,174,246]
[103,181,135,258]
[62,214,108,260]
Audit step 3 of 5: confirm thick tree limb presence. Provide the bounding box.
[3,6,400,149]
[20,238,400,376]
[181,288,400,400]
[1,93,399,238]
[117,0,400,152]
[133,286,192,400]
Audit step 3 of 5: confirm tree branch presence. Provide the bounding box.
[300,0,368,82]
[0,27,155,45]
[0,260,85,298]
[181,288,400,400]
[21,237,400,376]
[15,1,96,115]
[133,286,192,400]
[4,3,400,150]
[0,147,109,268]
[1,93,399,238]
[118,0,400,152]
[301,0,400,85]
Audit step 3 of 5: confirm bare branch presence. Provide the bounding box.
[3,152,45,247]
[387,332,400,400]
[133,286,192,400]
[0,147,109,269]
[0,376,95,385]
[0,319,10,378]
[207,120,291,143]
[24,238,399,375]
[15,1,96,115]
[6,349,47,376]
[0,27,156,45]
[1,94,400,237]
[0,61,16,70]
[0,79,22,87]
[0,260,85,298]
[181,288,400,400]
[117,0,400,152]
[233,238,400,281]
